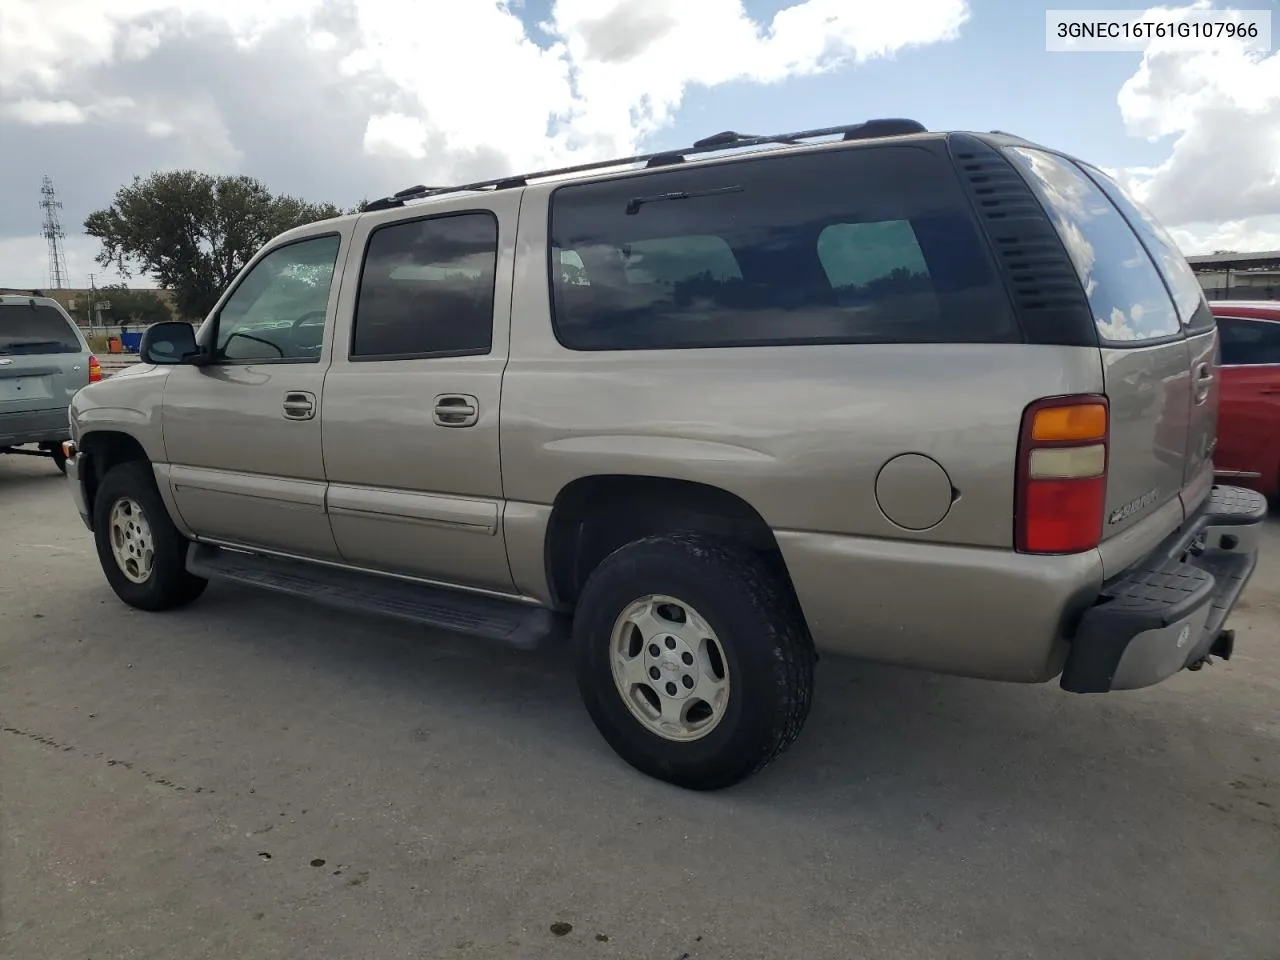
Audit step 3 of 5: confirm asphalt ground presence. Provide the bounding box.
[2,454,1278,960]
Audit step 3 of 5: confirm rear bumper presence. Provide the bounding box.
[0,407,69,446]
[1060,485,1267,693]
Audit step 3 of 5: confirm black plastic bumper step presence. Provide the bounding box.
[1204,485,1268,525]
[187,543,556,649]
[1092,555,1215,631]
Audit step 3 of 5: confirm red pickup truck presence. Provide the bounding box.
[1211,300,1280,501]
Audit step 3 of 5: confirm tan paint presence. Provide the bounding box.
[65,135,1221,683]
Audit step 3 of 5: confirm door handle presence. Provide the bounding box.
[433,394,479,428]
[282,390,316,421]
[1193,363,1214,404]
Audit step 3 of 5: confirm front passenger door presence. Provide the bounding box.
[161,232,346,559]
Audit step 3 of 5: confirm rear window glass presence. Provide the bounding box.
[1216,317,1280,365]
[548,145,1018,351]
[352,211,497,360]
[1080,164,1212,333]
[0,303,81,354]
[1005,146,1181,344]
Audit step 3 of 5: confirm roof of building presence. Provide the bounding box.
[1185,250,1280,271]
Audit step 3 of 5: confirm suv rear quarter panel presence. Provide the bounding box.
[500,182,1107,680]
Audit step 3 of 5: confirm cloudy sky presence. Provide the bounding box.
[2,0,1278,289]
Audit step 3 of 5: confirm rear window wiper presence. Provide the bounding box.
[1,339,74,351]
[626,185,744,215]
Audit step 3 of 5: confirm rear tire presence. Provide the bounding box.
[573,532,814,791]
[50,446,67,475]
[93,461,207,611]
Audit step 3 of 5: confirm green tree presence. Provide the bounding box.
[84,171,348,320]
[94,284,174,325]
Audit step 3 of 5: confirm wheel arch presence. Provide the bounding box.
[78,430,156,527]
[543,474,805,619]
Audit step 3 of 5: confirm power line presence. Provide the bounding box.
[39,175,69,289]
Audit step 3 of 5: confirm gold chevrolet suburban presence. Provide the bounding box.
[63,119,1268,790]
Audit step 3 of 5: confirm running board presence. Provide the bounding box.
[186,543,558,650]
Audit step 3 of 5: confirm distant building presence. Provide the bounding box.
[1185,250,1280,302]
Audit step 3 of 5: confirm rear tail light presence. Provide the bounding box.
[88,355,102,383]
[1015,395,1109,554]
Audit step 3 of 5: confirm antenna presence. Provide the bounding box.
[39,175,70,289]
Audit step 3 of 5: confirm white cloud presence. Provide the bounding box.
[1,99,87,124]
[0,95,138,125]
[0,0,323,93]
[363,112,431,161]
[0,0,970,287]
[0,233,126,291]
[1,0,969,179]
[1168,217,1280,256]
[536,0,968,155]
[1113,2,1280,253]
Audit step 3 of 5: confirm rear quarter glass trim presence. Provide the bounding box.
[1001,146,1185,349]
[945,134,1098,348]
[1077,161,1215,335]
[545,140,1021,352]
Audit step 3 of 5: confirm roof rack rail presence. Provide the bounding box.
[362,117,927,211]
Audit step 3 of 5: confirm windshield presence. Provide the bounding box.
[0,302,83,355]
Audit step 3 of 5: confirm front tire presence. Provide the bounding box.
[573,533,815,791]
[93,461,207,611]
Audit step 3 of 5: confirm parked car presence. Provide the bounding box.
[1210,300,1280,501]
[1,293,99,473]
[62,119,1267,790]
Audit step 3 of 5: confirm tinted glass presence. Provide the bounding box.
[1080,163,1212,332]
[217,235,341,362]
[352,212,497,360]
[1006,147,1181,344]
[1216,317,1280,365]
[548,145,1018,351]
[0,303,81,354]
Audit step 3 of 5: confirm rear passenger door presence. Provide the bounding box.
[321,195,519,595]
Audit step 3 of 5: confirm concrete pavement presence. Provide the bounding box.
[2,455,1278,960]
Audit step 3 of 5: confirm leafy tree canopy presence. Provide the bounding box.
[85,171,353,320]
[94,283,174,325]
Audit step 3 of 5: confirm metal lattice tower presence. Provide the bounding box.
[39,175,69,289]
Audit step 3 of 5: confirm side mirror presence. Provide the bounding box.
[139,322,200,365]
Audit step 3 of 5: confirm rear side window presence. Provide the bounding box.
[1081,164,1213,333]
[548,145,1018,351]
[1216,317,1280,365]
[1005,146,1181,344]
[352,212,497,360]
[0,303,81,355]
